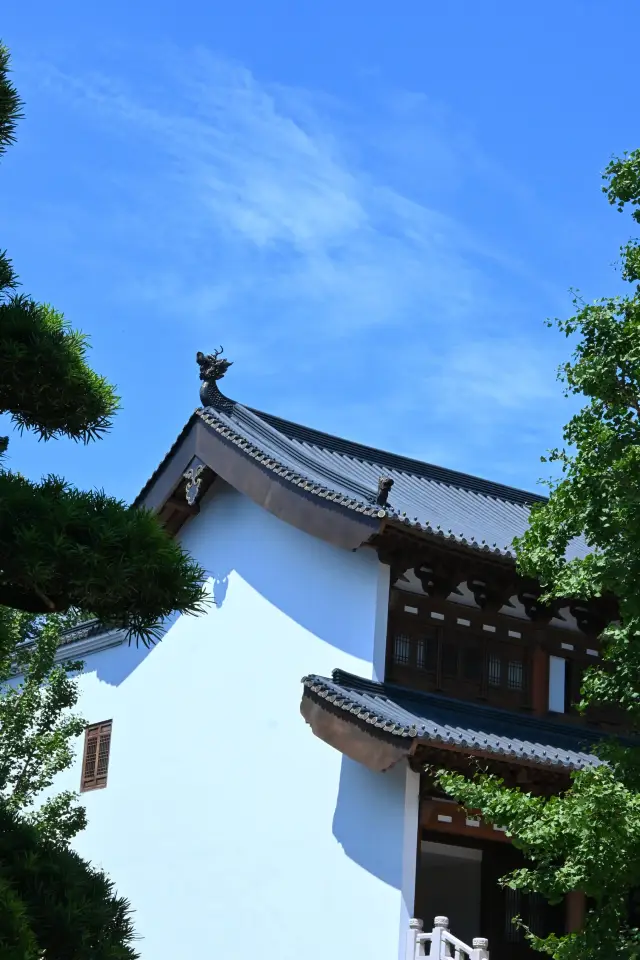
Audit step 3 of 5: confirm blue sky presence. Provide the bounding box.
[2,1,639,502]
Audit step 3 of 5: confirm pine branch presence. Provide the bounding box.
[0,471,209,644]
[0,297,120,442]
[0,42,23,158]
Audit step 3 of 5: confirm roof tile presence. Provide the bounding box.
[302,670,605,770]
[194,397,590,559]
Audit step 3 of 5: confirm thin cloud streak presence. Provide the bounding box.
[25,45,573,491]
[42,51,539,335]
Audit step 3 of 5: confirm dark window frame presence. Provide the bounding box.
[387,606,531,709]
[387,589,622,726]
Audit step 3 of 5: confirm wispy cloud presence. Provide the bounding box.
[43,49,544,331]
[20,44,574,491]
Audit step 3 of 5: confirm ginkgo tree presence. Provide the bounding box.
[437,147,640,960]
[0,607,88,846]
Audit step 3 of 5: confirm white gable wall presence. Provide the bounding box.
[51,483,419,959]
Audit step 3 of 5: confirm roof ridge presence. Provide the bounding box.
[252,407,547,507]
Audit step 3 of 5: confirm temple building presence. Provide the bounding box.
[52,350,616,960]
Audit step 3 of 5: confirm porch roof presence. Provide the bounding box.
[301,670,604,771]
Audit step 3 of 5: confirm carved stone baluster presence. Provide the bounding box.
[431,916,448,959]
[407,917,426,959]
[471,937,490,960]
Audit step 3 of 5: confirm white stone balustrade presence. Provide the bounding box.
[406,916,489,960]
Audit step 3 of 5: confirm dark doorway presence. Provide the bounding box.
[418,832,564,960]
[415,839,483,946]
[481,841,564,960]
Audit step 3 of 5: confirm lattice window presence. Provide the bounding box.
[508,659,524,691]
[527,893,546,936]
[80,721,112,792]
[392,630,437,672]
[488,654,502,688]
[393,633,411,665]
[387,602,530,708]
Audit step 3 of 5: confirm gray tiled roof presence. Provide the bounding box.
[198,404,385,522]
[58,619,111,647]
[191,388,589,559]
[302,670,603,770]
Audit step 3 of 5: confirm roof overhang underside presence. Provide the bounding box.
[300,670,603,775]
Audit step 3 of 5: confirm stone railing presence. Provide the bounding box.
[406,916,489,960]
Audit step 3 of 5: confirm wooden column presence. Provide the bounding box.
[565,891,586,932]
[531,637,548,717]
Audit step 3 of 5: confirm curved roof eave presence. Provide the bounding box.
[131,380,590,561]
[133,408,384,552]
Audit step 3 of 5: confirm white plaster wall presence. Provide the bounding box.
[53,484,418,960]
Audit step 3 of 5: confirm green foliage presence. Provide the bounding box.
[0,797,139,959]
[0,294,119,442]
[437,766,640,959]
[516,155,640,721]
[0,41,197,956]
[0,609,87,845]
[0,471,208,644]
[0,43,21,157]
[0,40,116,445]
[0,610,139,955]
[436,150,640,960]
[0,43,208,643]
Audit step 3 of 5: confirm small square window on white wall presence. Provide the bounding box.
[548,656,566,713]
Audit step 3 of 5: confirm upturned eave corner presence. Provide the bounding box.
[131,348,388,549]
[132,412,385,549]
[299,690,411,773]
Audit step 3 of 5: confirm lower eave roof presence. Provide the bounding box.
[302,670,604,771]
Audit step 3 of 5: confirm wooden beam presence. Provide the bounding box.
[531,638,549,717]
[165,496,200,516]
[565,890,586,933]
[420,797,512,844]
[373,528,618,630]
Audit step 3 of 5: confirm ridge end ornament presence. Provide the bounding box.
[196,347,234,409]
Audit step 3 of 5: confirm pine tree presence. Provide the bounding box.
[0,797,140,959]
[0,42,209,956]
[0,43,207,646]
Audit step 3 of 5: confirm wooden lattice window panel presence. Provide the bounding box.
[387,599,531,708]
[80,721,112,792]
